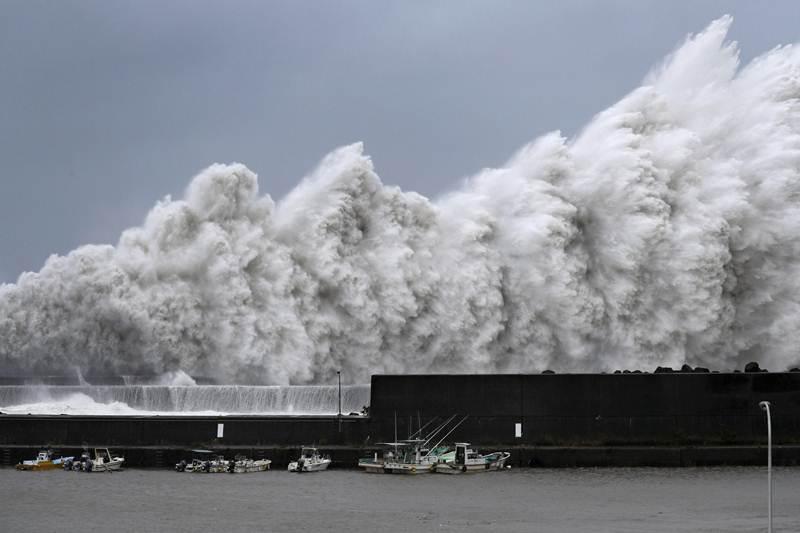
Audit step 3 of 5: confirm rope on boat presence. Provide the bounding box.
[424,415,469,458]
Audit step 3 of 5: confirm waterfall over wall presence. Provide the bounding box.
[0,385,371,415]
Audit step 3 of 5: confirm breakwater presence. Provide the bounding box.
[2,372,799,467]
[369,372,800,446]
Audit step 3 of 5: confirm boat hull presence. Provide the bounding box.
[383,462,433,475]
[233,460,271,473]
[434,452,510,474]
[16,461,60,471]
[87,459,124,472]
[17,456,73,471]
[358,461,386,474]
[288,460,330,473]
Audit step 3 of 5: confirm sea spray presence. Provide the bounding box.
[0,384,371,415]
[2,16,800,383]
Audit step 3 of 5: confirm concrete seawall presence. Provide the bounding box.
[2,372,799,467]
[368,373,800,446]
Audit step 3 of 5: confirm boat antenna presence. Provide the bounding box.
[394,411,397,445]
[424,415,469,458]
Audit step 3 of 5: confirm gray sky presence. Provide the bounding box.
[1,1,798,283]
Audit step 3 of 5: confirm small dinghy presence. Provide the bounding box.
[288,447,331,473]
[434,443,510,474]
[16,449,73,471]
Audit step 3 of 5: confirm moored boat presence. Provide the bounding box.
[288,447,330,473]
[382,440,446,474]
[64,449,92,471]
[16,449,73,471]
[434,443,510,474]
[358,440,451,474]
[84,448,125,472]
[230,455,271,473]
[358,414,466,474]
[357,449,388,473]
[176,450,228,473]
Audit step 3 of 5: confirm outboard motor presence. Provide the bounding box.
[228,459,236,473]
[296,458,305,473]
[85,459,93,472]
[176,460,186,472]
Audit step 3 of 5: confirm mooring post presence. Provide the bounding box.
[759,400,772,533]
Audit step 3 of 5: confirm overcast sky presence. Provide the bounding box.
[1,1,799,283]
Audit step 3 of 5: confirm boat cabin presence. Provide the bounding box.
[453,443,480,465]
[300,447,319,459]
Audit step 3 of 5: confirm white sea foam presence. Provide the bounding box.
[0,385,371,415]
[2,16,799,383]
[0,393,149,416]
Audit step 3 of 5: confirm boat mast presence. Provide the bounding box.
[424,415,469,458]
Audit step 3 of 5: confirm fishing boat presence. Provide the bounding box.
[16,449,73,471]
[84,448,125,472]
[358,447,389,473]
[229,455,271,473]
[434,443,510,474]
[64,449,92,471]
[288,447,331,473]
[358,414,466,474]
[382,440,446,474]
[175,450,228,473]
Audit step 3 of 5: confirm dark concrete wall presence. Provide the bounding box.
[368,373,800,445]
[2,373,799,456]
[0,415,368,447]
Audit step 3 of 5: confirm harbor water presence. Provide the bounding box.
[2,466,798,532]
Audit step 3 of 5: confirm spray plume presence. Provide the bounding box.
[2,16,800,383]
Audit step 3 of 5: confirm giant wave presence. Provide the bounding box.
[2,16,800,383]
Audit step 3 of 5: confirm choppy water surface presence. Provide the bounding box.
[2,467,798,532]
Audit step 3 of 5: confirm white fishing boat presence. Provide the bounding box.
[176,450,229,473]
[382,440,444,474]
[434,443,510,474]
[16,449,73,471]
[357,448,388,473]
[288,447,331,473]
[358,414,466,474]
[85,448,124,472]
[230,455,271,473]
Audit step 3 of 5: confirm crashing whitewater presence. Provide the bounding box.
[2,16,800,384]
